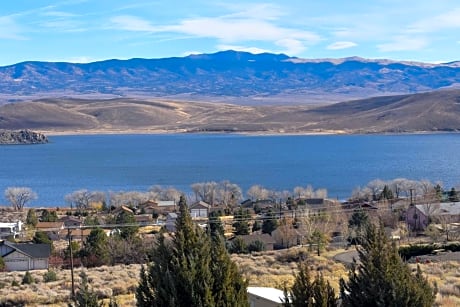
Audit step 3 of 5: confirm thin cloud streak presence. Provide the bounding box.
[327,41,357,50]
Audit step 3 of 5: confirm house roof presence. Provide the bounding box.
[117,205,134,213]
[135,215,153,223]
[157,201,175,207]
[247,287,284,303]
[416,202,460,216]
[60,216,82,223]
[8,243,51,258]
[190,201,210,209]
[167,213,178,219]
[36,222,64,229]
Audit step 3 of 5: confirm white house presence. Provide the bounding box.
[247,287,285,307]
[0,241,51,271]
[0,221,22,239]
[190,201,210,218]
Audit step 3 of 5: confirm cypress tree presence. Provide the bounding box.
[210,234,249,306]
[340,222,436,307]
[136,195,248,307]
[72,271,102,307]
[283,261,337,307]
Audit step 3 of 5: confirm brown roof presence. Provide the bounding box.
[36,222,64,230]
[190,201,211,209]
[69,228,92,237]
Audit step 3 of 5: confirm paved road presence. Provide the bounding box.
[333,250,359,265]
[333,249,460,265]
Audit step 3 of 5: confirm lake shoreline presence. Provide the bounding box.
[38,128,459,137]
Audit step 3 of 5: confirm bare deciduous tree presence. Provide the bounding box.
[65,189,94,211]
[148,185,182,201]
[246,185,270,200]
[108,191,148,209]
[4,187,37,211]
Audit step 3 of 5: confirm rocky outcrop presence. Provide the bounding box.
[0,130,48,144]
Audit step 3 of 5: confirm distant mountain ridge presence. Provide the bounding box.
[1,50,460,104]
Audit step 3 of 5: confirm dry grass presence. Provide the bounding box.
[0,265,141,306]
[1,248,459,306]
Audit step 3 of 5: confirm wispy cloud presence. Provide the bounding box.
[110,15,156,32]
[377,36,428,52]
[109,10,320,56]
[327,41,357,50]
[408,7,460,33]
[0,16,27,40]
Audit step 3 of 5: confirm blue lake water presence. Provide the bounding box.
[1,133,460,206]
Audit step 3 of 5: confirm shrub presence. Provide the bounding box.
[11,279,20,287]
[398,244,437,260]
[43,269,58,282]
[22,271,34,285]
[248,240,266,252]
[0,256,5,271]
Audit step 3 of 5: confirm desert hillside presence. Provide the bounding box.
[1,89,460,134]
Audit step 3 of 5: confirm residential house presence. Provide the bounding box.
[134,214,153,225]
[190,201,210,219]
[60,216,83,228]
[0,221,22,239]
[242,199,276,213]
[271,224,309,249]
[0,240,51,271]
[247,287,284,307]
[231,233,276,251]
[406,202,460,231]
[36,221,65,241]
[112,205,134,215]
[138,200,176,215]
[66,228,92,241]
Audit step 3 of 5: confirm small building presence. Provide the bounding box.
[36,222,65,241]
[247,287,284,307]
[138,200,176,215]
[60,216,83,228]
[112,205,134,215]
[0,221,22,239]
[134,214,153,225]
[0,241,51,271]
[190,201,210,218]
[67,228,92,241]
[406,202,460,231]
[271,224,311,249]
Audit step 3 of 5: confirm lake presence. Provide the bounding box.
[1,133,460,206]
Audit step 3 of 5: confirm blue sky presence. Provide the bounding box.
[1,0,459,65]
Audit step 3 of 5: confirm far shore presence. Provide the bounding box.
[38,128,348,137]
[37,128,459,137]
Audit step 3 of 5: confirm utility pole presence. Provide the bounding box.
[67,227,75,300]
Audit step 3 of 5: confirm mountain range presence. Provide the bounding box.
[1,50,460,134]
[1,50,460,105]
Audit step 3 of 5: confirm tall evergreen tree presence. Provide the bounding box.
[71,271,102,307]
[208,211,225,238]
[80,228,109,267]
[283,261,337,307]
[340,222,436,307]
[232,207,250,235]
[262,210,278,234]
[136,195,248,307]
[26,209,38,227]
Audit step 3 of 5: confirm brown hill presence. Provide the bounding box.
[1,89,460,134]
